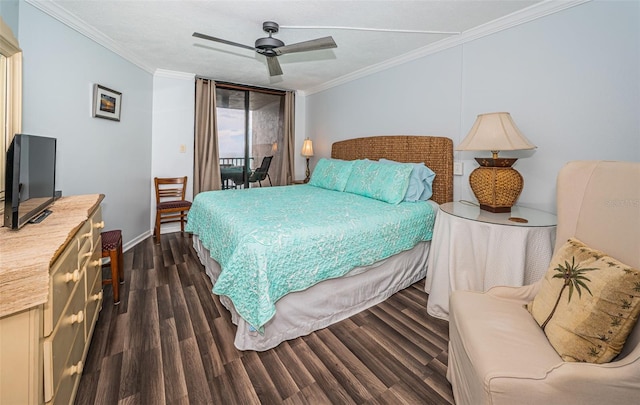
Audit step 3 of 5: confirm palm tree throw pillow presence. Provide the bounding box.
[527,238,640,363]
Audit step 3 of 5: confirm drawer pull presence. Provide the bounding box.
[92,291,103,301]
[64,270,80,283]
[70,310,84,325]
[69,360,83,376]
[95,220,105,229]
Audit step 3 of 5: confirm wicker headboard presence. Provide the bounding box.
[331,135,454,205]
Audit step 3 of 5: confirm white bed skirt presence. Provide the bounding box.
[193,236,432,351]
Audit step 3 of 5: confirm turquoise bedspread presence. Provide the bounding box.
[186,185,436,330]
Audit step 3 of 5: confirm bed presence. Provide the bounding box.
[188,135,453,351]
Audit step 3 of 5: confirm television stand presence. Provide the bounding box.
[28,209,52,224]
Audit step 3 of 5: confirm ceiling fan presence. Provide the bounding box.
[193,21,337,77]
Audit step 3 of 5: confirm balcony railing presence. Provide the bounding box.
[220,157,253,189]
[219,157,247,167]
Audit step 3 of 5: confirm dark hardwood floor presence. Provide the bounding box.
[75,232,454,405]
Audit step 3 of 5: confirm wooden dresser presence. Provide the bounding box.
[0,194,105,404]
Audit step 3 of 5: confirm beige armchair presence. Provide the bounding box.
[447,161,640,405]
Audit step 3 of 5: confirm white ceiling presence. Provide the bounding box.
[25,1,583,93]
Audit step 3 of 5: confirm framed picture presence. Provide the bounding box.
[92,84,122,121]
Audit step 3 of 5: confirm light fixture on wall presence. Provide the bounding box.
[301,138,314,183]
[456,112,536,213]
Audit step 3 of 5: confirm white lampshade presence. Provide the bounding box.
[457,112,536,213]
[456,112,536,152]
[301,138,314,157]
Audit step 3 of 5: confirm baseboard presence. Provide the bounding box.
[122,224,185,252]
[123,231,152,252]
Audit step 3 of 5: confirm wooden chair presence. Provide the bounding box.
[154,176,192,243]
[101,229,124,304]
[248,156,273,187]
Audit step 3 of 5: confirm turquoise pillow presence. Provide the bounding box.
[308,158,354,191]
[379,158,436,201]
[344,160,413,204]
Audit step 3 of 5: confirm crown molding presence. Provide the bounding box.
[24,0,156,74]
[25,0,590,95]
[303,0,591,95]
[154,69,195,80]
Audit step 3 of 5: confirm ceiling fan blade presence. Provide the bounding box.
[266,56,283,76]
[274,36,337,56]
[192,32,255,51]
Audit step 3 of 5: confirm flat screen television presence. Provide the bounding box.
[3,134,57,229]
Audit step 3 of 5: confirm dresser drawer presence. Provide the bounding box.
[76,217,93,252]
[85,248,103,342]
[44,326,84,405]
[91,207,105,250]
[84,238,102,293]
[44,242,81,337]
[78,232,93,271]
[43,273,86,403]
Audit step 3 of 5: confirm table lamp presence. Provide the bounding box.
[456,112,536,213]
[301,138,314,183]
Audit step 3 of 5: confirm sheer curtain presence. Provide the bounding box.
[194,78,221,194]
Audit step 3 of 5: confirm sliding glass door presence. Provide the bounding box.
[216,86,284,189]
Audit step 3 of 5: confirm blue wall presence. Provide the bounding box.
[19,2,154,246]
[0,0,19,35]
[305,0,639,212]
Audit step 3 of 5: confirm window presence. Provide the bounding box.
[216,83,285,188]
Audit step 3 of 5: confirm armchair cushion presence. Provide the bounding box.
[449,287,640,405]
[448,290,563,405]
[527,238,640,363]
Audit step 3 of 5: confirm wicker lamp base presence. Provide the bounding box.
[469,158,524,213]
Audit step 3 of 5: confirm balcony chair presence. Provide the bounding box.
[154,176,192,243]
[447,160,640,405]
[248,156,273,187]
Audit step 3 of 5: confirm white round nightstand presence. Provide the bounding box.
[425,201,557,321]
